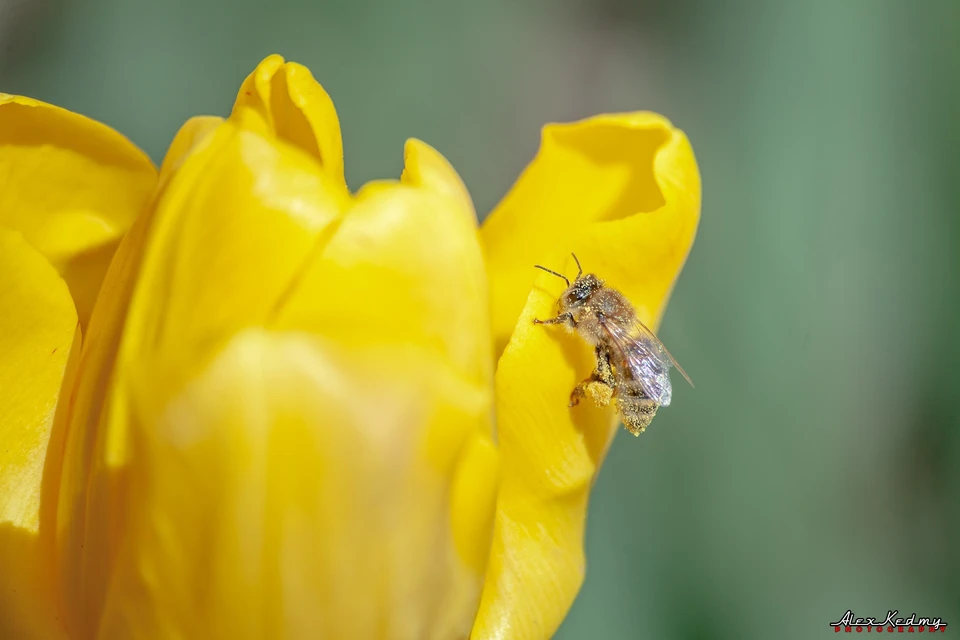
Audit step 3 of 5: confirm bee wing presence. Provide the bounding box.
[630,317,694,389]
[601,318,691,407]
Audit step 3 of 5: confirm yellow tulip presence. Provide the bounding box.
[0,55,699,639]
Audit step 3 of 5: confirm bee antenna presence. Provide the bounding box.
[571,253,583,279]
[533,264,570,287]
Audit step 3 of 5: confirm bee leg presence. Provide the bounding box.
[593,345,617,387]
[570,380,615,408]
[569,381,589,407]
[533,312,575,326]
[570,345,616,408]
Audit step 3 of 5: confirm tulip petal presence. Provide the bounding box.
[0,230,77,528]
[232,55,345,186]
[474,113,701,638]
[0,94,157,328]
[273,138,493,391]
[270,137,499,584]
[450,432,500,577]
[0,228,78,639]
[157,115,223,185]
[401,138,475,222]
[117,121,348,412]
[53,121,347,635]
[96,331,494,640]
[51,120,226,636]
[481,112,700,355]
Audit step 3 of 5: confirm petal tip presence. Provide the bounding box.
[256,53,286,73]
[401,138,475,217]
[232,55,345,185]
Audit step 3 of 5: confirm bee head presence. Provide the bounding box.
[534,254,602,312]
[560,273,603,310]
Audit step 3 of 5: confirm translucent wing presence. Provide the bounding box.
[600,317,692,407]
[630,317,694,388]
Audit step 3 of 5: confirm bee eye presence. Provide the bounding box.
[566,287,588,304]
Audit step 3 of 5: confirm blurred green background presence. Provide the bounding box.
[3,0,957,637]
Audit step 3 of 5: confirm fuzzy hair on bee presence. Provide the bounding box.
[533,254,692,435]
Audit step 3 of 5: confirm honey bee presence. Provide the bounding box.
[533,254,693,435]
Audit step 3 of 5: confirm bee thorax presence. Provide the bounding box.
[593,288,636,324]
[572,313,605,345]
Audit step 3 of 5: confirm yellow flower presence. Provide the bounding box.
[0,55,699,639]
[0,92,157,639]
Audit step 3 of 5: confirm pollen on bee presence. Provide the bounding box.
[584,380,614,406]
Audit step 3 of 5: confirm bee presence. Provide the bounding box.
[533,254,692,435]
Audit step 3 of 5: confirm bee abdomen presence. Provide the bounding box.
[617,394,659,436]
[614,381,658,436]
